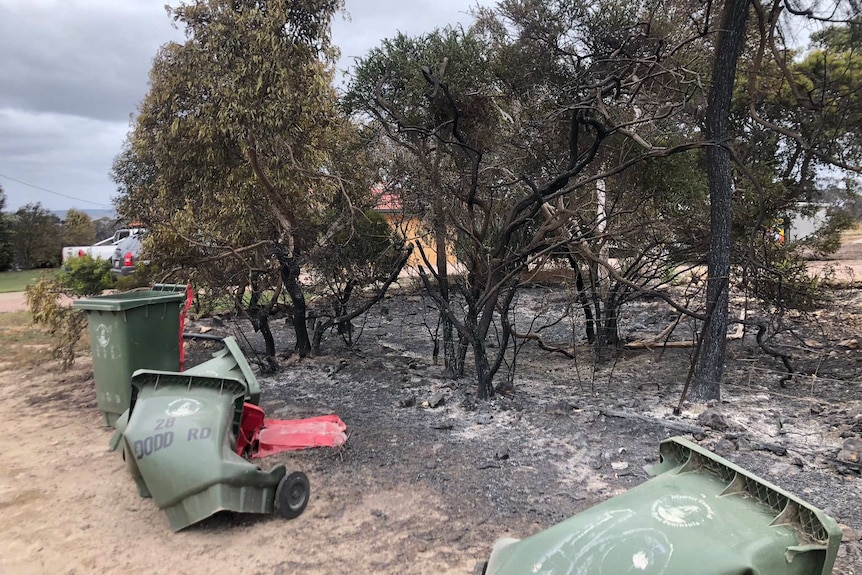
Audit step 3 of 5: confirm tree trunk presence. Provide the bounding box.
[248,293,275,362]
[246,278,276,368]
[279,254,311,357]
[567,254,596,344]
[462,281,495,399]
[434,195,464,376]
[692,0,750,401]
[473,333,493,400]
[336,279,357,341]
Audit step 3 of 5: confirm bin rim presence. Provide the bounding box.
[72,289,185,312]
[130,368,249,396]
[654,437,840,533]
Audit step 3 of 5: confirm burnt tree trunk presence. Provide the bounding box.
[245,273,276,370]
[435,196,463,376]
[566,254,596,344]
[692,0,750,401]
[278,252,311,357]
[336,279,357,341]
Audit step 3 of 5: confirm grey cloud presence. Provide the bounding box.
[0,0,182,121]
[0,109,126,209]
[0,0,480,211]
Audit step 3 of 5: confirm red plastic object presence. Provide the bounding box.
[236,403,347,459]
[123,251,134,267]
[237,403,266,456]
[178,284,193,370]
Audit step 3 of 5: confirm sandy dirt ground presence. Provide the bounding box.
[0,358,488,575]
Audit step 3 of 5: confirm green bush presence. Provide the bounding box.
[26,255,114,369]
[744,254,824,312]
[114,262,157,291]
[62,255,115,296]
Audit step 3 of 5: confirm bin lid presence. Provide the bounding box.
[482,437,842,575]
[72,289,185,312]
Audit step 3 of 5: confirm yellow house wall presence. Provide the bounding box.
[381,213,458,269]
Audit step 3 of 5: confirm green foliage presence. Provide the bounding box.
[0,214,13,272]
[114,262,157,291]
[743,251,824,312]
[62,209,96,247]
[60,255,115,296]
[94,217,120,242]
[800,209,857,256]
[314,209,403,284]
[736,18,862,218]
[25,256,114,369]
[113,0,349,292]
[12,203,62,269]
[25,274,87,369]
[0,186,14,272]
[115,0,345,237]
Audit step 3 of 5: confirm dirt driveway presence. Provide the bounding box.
[0,291,27,313]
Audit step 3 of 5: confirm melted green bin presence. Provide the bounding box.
[477,437,841,575]
[72,289,184,426]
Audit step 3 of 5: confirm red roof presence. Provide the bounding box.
[373,183,402,213]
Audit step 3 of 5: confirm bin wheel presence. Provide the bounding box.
[473,560,488,575]
[276,471,310,519]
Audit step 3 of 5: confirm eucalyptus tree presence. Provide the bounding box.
[114,0,406,362]
[62,209,96,248]
[346,29,500,377]
[12,203,62,269]
[479,0,714,356]
[348,0,714,398]
[690,1,862,401]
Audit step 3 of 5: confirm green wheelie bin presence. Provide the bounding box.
[476,437,842,575]
[110,337,309,531]
[72,289,185,426]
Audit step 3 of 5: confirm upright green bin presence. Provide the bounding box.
[73,290,185,426]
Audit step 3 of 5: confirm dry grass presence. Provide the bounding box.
[842,221,862,243]
[0,312,55,369]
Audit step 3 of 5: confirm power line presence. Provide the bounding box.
[0,173,113,209]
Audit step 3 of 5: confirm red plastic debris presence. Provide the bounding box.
[236,403,347,459]
[178,284,194,370]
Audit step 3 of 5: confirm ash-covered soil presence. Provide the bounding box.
[184,285,862,574]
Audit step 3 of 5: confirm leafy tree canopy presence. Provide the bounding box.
[62,209,96,247]
[13,203,61,269]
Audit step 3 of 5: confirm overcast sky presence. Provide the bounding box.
[0,0,480,213]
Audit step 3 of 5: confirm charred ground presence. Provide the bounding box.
[185,283,862,573]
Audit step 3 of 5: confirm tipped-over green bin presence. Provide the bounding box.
[183,336,260,405]
[111,337,308,531]
[73,289,184,426]
[478,437,842,575]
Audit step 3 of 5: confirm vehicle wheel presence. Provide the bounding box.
[473,560,488,575]
[276,471,310,519]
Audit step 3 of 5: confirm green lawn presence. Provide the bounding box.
[0,268,58,293]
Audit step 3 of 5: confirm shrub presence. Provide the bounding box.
[63,255,115,296]
[26,255,114,369]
